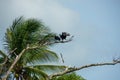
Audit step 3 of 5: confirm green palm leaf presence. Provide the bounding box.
[21,47,59,65]
[23,67,48,79]
[30,64,66,72]
[19,41,59,67]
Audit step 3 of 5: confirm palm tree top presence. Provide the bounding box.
[0,17,68,80]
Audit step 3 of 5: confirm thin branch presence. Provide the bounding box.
[49,60,120,79]
[60,53,64,63]
[9,48,17,55]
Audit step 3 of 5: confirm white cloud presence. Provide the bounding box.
[1,0,80,32]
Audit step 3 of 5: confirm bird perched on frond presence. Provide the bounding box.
[54,35,61,41]
[60,32,70,41]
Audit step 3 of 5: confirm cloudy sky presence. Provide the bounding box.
[0,0,120,80]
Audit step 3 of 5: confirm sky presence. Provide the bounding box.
[0,0,120,80]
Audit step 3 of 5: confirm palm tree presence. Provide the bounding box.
[0,17,65,80]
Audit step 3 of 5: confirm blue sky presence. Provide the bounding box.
[0,0,120,80]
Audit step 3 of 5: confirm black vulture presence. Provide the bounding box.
[60,32,70,40]
[54,35,61,41]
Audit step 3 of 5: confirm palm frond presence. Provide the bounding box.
[11,16,23,30]
[23,67,48,79]
[21,47,59,65]
[31,64,66,71]
[25,64,66,76]
[5,17,24,51]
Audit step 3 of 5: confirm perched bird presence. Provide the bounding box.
[54,35,61,41]
[60,32,70,40]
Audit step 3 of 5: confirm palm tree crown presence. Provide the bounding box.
[0,17,65,80]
